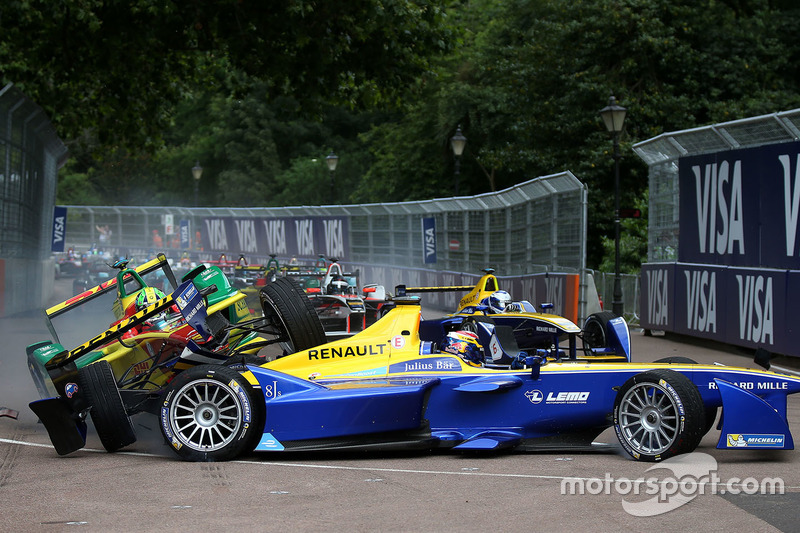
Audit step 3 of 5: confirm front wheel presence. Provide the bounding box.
[77,360,136,452]
[613,369,705,461]
[653,357,719,435]
[160,365,264,461]
[260,277,327,355]
[582,311,616,350]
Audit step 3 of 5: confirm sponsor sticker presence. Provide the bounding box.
[525,390,544,404]
[726,434,785,448]
[257,433,285,451]
[65,382,78,398]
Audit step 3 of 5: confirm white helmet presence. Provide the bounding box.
[486,290,512,313]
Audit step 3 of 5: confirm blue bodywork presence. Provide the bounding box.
[240,358,800,454]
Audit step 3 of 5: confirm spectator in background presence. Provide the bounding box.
[152,229,163,249]
[96,224,111,246]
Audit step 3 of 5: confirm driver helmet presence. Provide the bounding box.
[485,290,512,313]
[135,287,168,328]
[441,330,483,366]
[328,277,349,295]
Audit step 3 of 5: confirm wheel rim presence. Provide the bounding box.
[617,382,679,455]
[169,379,243,452]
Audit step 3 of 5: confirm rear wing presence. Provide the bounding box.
[395,269,500,311]
[395,285,475,295]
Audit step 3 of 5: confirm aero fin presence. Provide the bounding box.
[453,376,523,393]
[453,431,523,450]
[715,378,794,450]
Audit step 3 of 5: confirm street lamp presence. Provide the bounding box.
[450,126,467,195]
[599,94,628,317]
[192,161,203,207]
[326,151,339,200]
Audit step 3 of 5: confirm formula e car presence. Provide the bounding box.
[396,269,630,364]
[152,295,800,462]
[240,257,391,338]
[28,254,326,455]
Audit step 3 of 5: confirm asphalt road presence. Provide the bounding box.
[1,280,799,532]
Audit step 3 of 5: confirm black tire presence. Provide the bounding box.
[260,277,327,354]
[613,369,706,461]
[160,365,264,461]
[77,360,136,452]
[654,357,719,435]
[582,311,616,349]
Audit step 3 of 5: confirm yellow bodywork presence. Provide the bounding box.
[265,302,487,382]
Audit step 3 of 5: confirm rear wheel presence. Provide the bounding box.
[260,277,326,355]
[160,365,264,461]
[613,369,705,461]
[77,360,136,452]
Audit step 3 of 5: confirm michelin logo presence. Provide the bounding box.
[726,434,785,448]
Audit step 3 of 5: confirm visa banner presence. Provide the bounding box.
[640,262,798,356]
[200,216,349,259]
[678,140,800,269]
[51,206,67,252]
[422,217,436,264]
[179,219,191,250]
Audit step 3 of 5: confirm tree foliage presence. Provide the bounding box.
[0,0,451,150]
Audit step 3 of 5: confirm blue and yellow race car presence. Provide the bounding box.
[396,269,631,364]
[155,291,800,462]
[31,266,800,464]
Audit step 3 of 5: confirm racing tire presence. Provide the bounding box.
[76,360,137,452]
[653,357,719,435]
[582,311,616,349]
[613,369,706,461]
[260,277,326,353]
[160,365,264,462]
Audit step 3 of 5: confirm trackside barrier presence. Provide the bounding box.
[640,262,798,357]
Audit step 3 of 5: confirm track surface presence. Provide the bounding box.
[1,280,799,532]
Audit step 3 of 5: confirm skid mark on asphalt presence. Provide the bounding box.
[201,463,231,486]
[0,436,18,487]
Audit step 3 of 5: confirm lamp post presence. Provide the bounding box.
[450,126,467,195]
[326,151,339,200]
[192,161,203,207]
[599,94,627,317]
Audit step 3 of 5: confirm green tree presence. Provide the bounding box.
[1,0,452,152]
[599,191,649,274]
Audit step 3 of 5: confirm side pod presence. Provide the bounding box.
[715,379,794,450]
